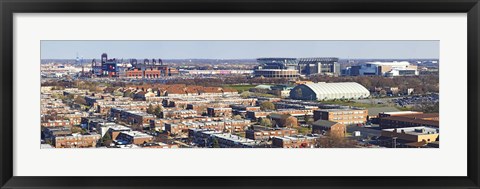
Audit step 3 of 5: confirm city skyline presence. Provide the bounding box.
[40,40,440,149]
[41,40,439,60]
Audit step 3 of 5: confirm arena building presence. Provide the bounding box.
[298,57,340,76]
[253,57,340,78]
[253,69,299,78]
[344,61,418,77]
[253,58,299,78]
[289,82,370,101]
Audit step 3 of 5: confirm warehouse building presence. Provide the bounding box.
[290,82,370,101]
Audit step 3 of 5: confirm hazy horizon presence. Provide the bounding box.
[41,40,440,60]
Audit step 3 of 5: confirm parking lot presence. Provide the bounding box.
[393,93,439,107]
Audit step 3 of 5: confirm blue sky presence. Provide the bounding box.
[41,40,439,59]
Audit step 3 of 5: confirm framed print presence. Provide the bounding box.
[1,0,479,188]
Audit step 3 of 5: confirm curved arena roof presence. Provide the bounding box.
[291,82,370,100]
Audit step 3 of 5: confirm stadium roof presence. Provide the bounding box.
[303,82,370,99]
[366,61,410,66]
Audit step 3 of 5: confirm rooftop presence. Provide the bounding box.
[212,133,256,144]
[381,114,439,127]
[107,125,132,131]
[366,61,411,66]
[120,131,152,138]
[315,108,365,112]
[381,111,422,115]
[367,107,401,116]
[273,134,319,141]
[382,126,439,135]
[312,120,339,128]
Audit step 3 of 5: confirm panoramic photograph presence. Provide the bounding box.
[40,40,440,149]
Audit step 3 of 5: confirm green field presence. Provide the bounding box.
[320,100,388,108]
[224,84,257,92]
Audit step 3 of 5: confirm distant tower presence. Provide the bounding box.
[101,53,108,64]
[75,52,80,64]
[142,59,150,79]
[144,59,150,68]
[131,59,138,67]
[91,59,96,74]
[130,59,137,67]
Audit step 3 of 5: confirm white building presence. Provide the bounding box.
[358,61,418,76]
[290,82,370,101]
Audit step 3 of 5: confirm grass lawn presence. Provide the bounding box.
[224,84,257,92]
[397,106,414,111]
[297,127,312,135]
[234,132,246,138]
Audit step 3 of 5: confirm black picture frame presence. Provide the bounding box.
[1,0,479,188]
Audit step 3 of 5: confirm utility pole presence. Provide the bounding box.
[392,137,397,148]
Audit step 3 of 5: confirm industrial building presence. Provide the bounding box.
[290,82,370,101]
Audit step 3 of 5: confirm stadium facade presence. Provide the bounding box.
[90,53,178,78]
[253,57,340,78]
[253,58,299,78]
[289,82,370,101]
[298,57,340,76]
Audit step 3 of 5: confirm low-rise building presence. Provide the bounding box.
[110,108,156,127]
[378,111,423,118]
[246,109,313,121]
[42,126,72,140]
[211,133,259,148]
[188,128,261,148]
[106,125,133,140]
[80,117,109,130]
[271,135,319,148]
[313,108,368,125]
[312,120,346,137]
[160,109,198,119]
[245,126,297,141]
[115,131,153,145]
[41,119,72,127]
[53,133,101,148]
[188,129,222,147]
[379,113,439,129]
[380,126,439,148]
[165,119,251,135]
[230,105,261,117]
[207,107,233,117]
[141,142,179,149]
[269,113,298,127]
